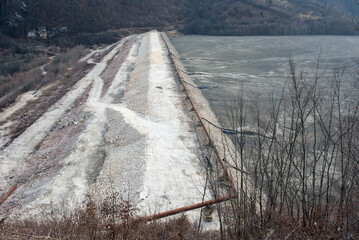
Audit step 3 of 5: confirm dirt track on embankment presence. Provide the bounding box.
[0,31,242,228]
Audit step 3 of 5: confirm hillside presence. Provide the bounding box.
[1,0,359,38]
[0,0,185,36]
[184,0,359,35]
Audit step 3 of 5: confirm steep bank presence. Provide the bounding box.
[162,33,250,198]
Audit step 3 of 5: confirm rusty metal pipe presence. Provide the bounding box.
[0,185,17,206]
[146,194,237,221]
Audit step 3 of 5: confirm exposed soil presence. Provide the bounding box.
[91,44,118,64]
[1,63,93,149]
[101,38,136,98]
[0,85,92,218]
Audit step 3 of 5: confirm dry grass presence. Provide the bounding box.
[3,62,92,143]
[2,198,357,240]
[0,68,43,109]
[0,193,219,240]
[45,46,87,72]
[0,48,48,76]
[1,196,358,239]
[0,46,88,110]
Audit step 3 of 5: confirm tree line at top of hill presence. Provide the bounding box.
[0,0,359,39]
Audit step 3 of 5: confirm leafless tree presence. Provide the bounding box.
[209,56,359,238]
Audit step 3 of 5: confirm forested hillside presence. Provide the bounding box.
[0,0,185,36]
[184,0,359,35]
[1,0,359,38]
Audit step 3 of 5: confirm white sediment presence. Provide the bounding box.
[20,37,134,215]
[2,32,221,229]
[0,91,40,149]
[0,40,123,178]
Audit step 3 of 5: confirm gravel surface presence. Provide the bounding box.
[0,32,223,229]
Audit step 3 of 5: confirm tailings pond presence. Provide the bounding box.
[172,35,359,123]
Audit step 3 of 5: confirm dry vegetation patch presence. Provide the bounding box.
[0,46,92,147]
[0,45,89,109]
[5,62,92,144]
[0,195,219,240]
